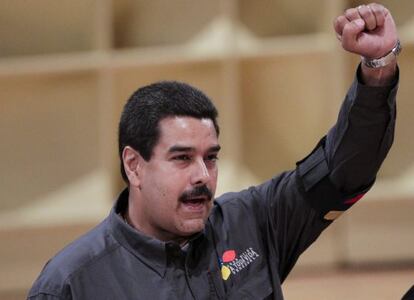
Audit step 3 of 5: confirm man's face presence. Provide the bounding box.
[136,116,220,242]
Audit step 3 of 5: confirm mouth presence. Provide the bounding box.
[178,185,213,214]
[180,196,209,212]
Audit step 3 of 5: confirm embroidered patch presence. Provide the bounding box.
[220,247,260,280]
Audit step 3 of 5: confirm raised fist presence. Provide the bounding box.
[334,3,398,59]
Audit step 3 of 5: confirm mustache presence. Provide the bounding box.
[179,185,213,202]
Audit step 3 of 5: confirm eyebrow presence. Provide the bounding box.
[168,145,221,153]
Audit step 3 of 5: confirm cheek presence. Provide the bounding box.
[209,167,219,190]
[143,164,181,196]
[144,184,178,225]
[148,175,184,209]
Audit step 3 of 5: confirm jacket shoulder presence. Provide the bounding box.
[28,218,119,298]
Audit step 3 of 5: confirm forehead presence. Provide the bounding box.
[156,116,218,150]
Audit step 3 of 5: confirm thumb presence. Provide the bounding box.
[342,19,365,52]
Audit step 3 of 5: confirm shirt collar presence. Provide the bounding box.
[108,188,208,278]
[109,188,168,277]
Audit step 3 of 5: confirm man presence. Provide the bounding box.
[28,3,400,299]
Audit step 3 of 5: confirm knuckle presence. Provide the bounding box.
[359,7,370,17]
[345,8,355,14]
[343,22,351,30]
[345,8,356,18]
[369,2,384,10]
[370,5,380,15]
[369,3,379,10]
[334,15,345,27]
[338,15,347,23]
[342,23,354,36]
[358,6,372,17]
[371,2,389,14]
[370,5,385,21]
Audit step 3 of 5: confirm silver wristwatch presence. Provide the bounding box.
[361,40,402,68]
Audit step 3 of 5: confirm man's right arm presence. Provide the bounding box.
[251,3,399,280]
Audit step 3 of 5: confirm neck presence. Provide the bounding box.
[124,203,190,247]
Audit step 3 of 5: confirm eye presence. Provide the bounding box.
[173,154,191,161]
[205,154,219,162]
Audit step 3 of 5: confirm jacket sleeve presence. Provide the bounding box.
[297,64,398,220]
[327,65,397,194]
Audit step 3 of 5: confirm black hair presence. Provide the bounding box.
[118,81,219,182]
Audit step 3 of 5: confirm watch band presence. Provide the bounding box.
[361,40,402,68]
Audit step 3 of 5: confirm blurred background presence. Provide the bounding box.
[1,0,413,299]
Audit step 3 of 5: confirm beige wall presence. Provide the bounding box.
[1,0,414,298]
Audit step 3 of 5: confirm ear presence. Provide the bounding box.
[122,146,144,188]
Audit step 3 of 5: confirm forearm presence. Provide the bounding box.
[325,64,398,195]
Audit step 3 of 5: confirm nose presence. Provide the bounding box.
[191,158,210,186]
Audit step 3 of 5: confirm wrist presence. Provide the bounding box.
[361,40,402,69]
[360,60,397,86]
[360,40,400,86]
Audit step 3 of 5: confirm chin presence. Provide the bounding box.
[178,218,206,235]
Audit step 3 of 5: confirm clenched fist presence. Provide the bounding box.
[334,3,399,85]
[334,3,398,59]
